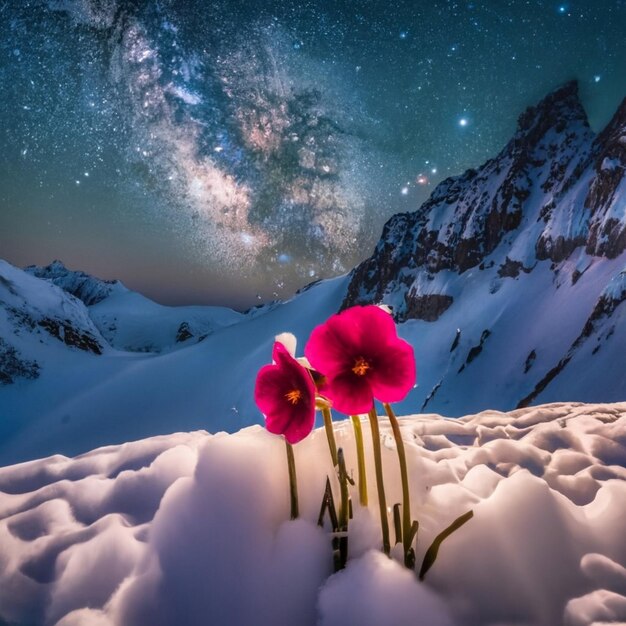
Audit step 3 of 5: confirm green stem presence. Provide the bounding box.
[337,448,350,530]
[368,407,390,555]
[384,402,413,567]
[285,439,298,520]
[337,448,350,569]
[350,415,368,506]
[322,406,339,467]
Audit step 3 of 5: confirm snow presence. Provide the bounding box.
[88,287,243,353]
[0,401,624,626]
[0,260,105,347]
[2,254,626,466]
[318,551,455,626]
[0,264,349,465]
[603,265,626,301]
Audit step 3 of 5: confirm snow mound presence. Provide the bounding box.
[0,402,625,626]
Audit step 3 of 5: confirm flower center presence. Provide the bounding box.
[285,389,302,405]
[352,357,370,376]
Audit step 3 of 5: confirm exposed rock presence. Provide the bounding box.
[343,81,623,315]
[578,270,626,338]
[450,328,461,352]
[176,322,194,343]
[524,350,537,374]
[536,234,588,263]
[0,338,40,385]
[402,293,453,322]
[37,318,103,354]
[497,257,532,278]
[458,329,491,373]
[421,380,442,411]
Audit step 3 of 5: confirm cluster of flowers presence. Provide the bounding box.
[255,305,472,576]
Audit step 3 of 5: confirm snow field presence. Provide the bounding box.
[0,402,625,625]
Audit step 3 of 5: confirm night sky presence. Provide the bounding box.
[1,1,624,309]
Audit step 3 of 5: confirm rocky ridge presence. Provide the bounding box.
[26,260,120,306]
[342,81,626,413]
[344,81,626,322]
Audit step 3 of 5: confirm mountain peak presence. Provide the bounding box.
[514,80,589,143]
[344,81,626,321]
[25,260,120,306]
[512,80,589,157]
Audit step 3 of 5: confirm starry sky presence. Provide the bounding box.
[1,0,624,309]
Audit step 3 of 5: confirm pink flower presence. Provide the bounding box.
[254,341,316,444]
[305,305,416,414]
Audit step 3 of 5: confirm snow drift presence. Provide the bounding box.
[0,402,625,626]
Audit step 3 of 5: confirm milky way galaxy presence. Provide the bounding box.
[1,0,624,307]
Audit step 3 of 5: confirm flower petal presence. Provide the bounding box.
[272,341,293,366]
[336,305,398,349]
[282,400,316,444]
[255,342,316,444]
[305,305,397,377]
[275,332,297,357]
[254,365,292,417]
[305,318,354,378]
[368,338,416,403]
[323,372,374,415]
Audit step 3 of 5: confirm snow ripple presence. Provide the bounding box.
[0,402,625,625]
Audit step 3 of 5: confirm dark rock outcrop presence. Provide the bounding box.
[402,293,453,322]
[343,82,625,322]
[37,318,103,354]
[176,322,194,343]
[0,338,40,385]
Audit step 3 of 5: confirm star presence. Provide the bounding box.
[459,118,469,127]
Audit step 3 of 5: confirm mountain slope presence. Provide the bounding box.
[0,259,108,386]
[0,261,348,464]
[26,261,244,353]
[343,81,626,414]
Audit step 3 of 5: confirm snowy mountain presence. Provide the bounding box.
[0,402,624,626]
[1,81,624,465]
[0,260,348,464]
[0,259,107,385]
[344,81,626,414]
[26,260,244,353]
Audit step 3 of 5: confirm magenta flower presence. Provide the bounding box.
[254,341,316,444]
[305,305,416,414]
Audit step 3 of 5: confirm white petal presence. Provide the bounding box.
[275,332,297,357]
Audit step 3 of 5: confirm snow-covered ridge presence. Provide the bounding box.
[339,81,626,417]
[0,260,107,385]
[25,260,122,306]
[345,81,626,318]
[24,260,244,353]
[0,402,624,626]
[0,262,349,464]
